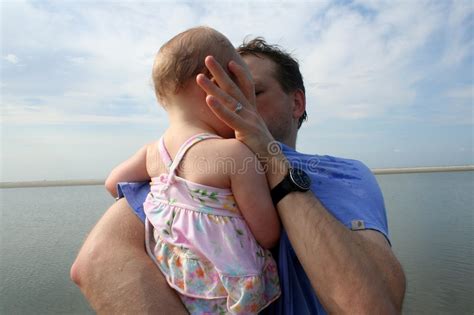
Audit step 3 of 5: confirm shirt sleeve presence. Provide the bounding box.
[312,159,390,245]
[348,161,390,244]
[117,181,150,223]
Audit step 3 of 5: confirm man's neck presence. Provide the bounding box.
[280,132,297,150]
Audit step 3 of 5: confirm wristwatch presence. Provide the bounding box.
[271,167,312,205]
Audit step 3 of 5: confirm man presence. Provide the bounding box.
[71,38,406,314]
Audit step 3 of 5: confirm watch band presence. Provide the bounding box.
[271,175,293,205]
[270,167,312,205]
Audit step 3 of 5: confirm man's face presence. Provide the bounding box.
[243,54,295,144]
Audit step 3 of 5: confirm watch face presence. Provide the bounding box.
[289,168,311,190]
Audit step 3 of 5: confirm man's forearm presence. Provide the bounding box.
[71,199,187,314]
[277,191,405,313]
[265,154,405,313]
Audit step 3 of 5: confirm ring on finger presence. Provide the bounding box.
[234,102,243,113]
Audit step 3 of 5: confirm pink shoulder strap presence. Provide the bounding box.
[158,133,222,189]
[168,133,222,176]
[158,136,173,170]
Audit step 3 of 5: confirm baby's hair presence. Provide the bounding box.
[153,26,236,102]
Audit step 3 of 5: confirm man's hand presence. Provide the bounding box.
[196,56,276,163]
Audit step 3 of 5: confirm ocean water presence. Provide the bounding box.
[0,172,473,314]
[379,172,474,314]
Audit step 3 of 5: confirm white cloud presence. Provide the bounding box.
[301,1,453,123]
[1,0,473,180]
[68,57,86,65]
[445,85,474,100]
[4,54,19,64]
[440,1,474,67]
[2,1,471,124]
[2,103,167,126]
[1,1,329,125]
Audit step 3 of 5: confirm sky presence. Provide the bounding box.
[1,0,473,181]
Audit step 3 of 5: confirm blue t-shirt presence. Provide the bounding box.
[117,143,389,314]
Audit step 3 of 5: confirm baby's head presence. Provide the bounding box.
[152,26,241,105]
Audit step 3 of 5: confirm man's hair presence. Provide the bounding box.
[237,38,308,128]
[153,26,236,102]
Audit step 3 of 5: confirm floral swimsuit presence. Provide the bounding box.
[144,133,280,314]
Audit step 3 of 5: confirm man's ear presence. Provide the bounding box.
[292,89,306,120]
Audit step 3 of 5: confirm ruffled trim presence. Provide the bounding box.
[150,236,281,314]
[221,260,281,314]
[153,237,228,298]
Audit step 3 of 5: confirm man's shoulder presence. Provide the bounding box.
[321,154,372,174]
[317,154,366,166]
[300,154,389,237]
[286,149,372,175]
[281,144,361,165]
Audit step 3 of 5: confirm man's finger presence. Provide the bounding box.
[228,60,256,108]
[196,73,236,108]
[205,56,246,101]
[204,56,233,89]
[206,95,243,131]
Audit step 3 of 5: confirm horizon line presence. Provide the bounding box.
[1,165,473,189]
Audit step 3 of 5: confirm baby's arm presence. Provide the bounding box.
[105,144,150,198]
[227,140,280,249]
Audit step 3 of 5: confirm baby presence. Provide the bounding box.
[106,26,280,314]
